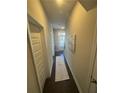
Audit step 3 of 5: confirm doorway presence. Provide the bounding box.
[54,31,65,52]
[28,15,49,93]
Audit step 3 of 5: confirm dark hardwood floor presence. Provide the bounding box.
[43,51,79,93]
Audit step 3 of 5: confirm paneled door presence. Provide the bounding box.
[28,15,49,93]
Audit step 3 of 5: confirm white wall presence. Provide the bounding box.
[64,2,97,93]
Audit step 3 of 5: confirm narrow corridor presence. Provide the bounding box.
[28,0,97,93]
[43,51,79,93]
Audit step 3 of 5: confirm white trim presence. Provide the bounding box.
[64,55,83,93]
[50,60,53,76]
[88,25,97,91]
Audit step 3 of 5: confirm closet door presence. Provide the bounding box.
[29,31,48,92]
[28,16,49,92]
[27,37,41,93]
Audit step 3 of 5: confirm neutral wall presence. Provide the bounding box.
[64,2,96,93]
[27,0,53,75]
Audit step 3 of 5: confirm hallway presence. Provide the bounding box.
[1,0,124,93]
[43,51,79,93]
[27,0,97,93]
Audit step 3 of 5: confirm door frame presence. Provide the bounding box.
[88,24,97,93]
[27,14,44,92]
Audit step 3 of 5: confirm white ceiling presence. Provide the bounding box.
[41,0,77,29]
[40,0,97,29]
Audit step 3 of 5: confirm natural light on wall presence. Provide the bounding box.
[56,0,64,7]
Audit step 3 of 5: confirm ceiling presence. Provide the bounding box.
[41,0,77,29]
[40,0,97,29]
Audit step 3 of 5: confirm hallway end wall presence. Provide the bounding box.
[64,2,97,93]
[53,29,65,52]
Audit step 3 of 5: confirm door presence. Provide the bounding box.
[28,15,49,93]
[29,28,47,92]
[27,37,41,93]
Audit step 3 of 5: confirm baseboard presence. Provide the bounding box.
[64,55,83,93]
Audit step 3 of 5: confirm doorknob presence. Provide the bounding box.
[91,78,97,84]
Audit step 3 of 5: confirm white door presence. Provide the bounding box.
[30,32,46,91]
[89,53,97,93]
[28,20,48,92]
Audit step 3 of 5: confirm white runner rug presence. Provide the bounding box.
[55,55,70,82]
